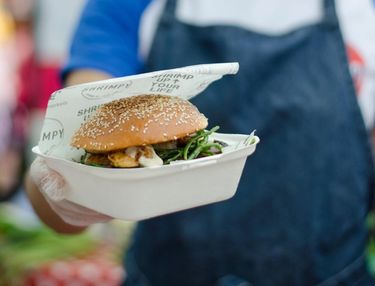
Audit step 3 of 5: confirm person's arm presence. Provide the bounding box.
[25,173,85,234]
[64,69,111,86]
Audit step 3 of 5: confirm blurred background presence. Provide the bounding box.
[0,0,375,285]
[0,0,133,285]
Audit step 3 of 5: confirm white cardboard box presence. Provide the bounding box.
[33,133,259,220]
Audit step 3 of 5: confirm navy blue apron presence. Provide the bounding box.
[124,0,375,285]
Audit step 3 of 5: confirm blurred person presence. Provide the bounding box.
[5,0,85,205]
[25,0,375,285]
[0,0,23,201]
[0,0,87,219]
[0,0,85,202]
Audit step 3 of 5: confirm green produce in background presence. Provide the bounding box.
[0,206,96,285]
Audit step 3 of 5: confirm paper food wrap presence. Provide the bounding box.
[38,63,240,160]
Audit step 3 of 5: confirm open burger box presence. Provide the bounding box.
[33,63,259,221]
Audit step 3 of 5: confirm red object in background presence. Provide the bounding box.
[37,65,63,108]
[12,27,62,147]
[346,44,365,95]
[17,56,62,111]
[23,258,125,286]
[13,57,62,147]
[16,24,62,112]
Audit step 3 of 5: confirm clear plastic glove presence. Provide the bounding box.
[30,157,112,226]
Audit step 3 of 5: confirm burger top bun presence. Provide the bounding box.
[71,94,208,153]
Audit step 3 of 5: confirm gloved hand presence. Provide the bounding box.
[30,157,112,227]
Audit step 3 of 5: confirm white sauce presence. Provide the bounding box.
[124,145,163,167]
[138,146,164,167]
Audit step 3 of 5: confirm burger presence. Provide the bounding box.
[71,94,224,168]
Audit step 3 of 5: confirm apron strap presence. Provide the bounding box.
[323,0,339,27]
[162,0,177,21]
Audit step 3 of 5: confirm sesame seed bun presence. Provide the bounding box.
[71,94,208,153]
